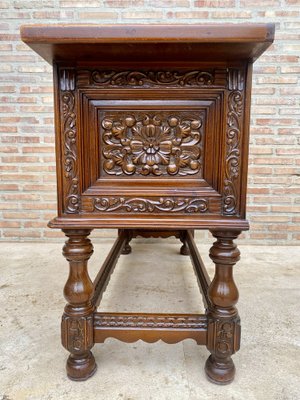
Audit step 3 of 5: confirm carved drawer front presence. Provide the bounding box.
[59,67,246,219]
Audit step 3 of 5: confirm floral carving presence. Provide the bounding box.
[91,70,214,87]
[102,113,203,176]
[223,88,243,215]
[92,197,209,213]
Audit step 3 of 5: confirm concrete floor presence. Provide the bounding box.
[0,238,299,400]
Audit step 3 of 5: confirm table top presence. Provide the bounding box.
[20,23,275,64]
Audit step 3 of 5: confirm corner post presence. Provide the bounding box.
[61,229,97,381]
[205,230,241,384]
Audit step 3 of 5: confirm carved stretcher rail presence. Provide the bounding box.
[94,312,207,344]
[185,230,211,308]
[92,229,128,307]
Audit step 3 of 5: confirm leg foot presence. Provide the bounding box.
[180,243,190,255]
[205,355,235,385]
[121,242,132,255]
[179,230,190,256]
[67,350,97,381]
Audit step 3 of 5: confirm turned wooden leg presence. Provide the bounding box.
[61,229,97,381]
[120,229,132,255]
[205,230,241,385]
[180,230,191,256]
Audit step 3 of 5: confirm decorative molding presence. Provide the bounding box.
[223,72,244,215]
[227,68,244,91]
[92,197,209,213]
[101,112,203,177]
[90,70,215,87]
[61,315,94,353]
[60,68,80,213]
[94,314,207,330]
[60,68,76,91]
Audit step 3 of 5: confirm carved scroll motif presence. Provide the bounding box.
[223,69,244,215]
[102,113,203,177]
[61,315,94,353]
[207,317,241,358]
[90,70,214,87]
[92,197,209,213]
[60,69,80,213]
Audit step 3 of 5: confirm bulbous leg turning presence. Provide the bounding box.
[180,230,191,256]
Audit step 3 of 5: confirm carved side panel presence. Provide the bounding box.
[60,68,80,213]
[223,69,245,215]
[100,112,204,177]
[61,315,94,353]
[207,317,241,358]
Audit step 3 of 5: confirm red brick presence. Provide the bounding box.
[284,0,300,4]
[211,11,252,18]
[122,11,164,18]
[250,233,288,240]
[241,0,280,5]
[0,221,21,228]
[33,11,61,18]
[256,119,296,126]
[251,215,291,222]
[78,12,118,19]
[276,148,300,155]
[253,157,294,165]
[194,0,234,6]
[272,206,300,213]
[60,0,100,6]
[3,230,42,238]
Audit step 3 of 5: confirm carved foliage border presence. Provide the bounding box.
[78,69,216,87]
[92,197,209,214]
[60,68,80,214]
[223,69,244,216]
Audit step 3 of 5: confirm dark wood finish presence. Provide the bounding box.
[21,24,274,384]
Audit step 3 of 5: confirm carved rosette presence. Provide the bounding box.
[223,69,244,215]
[90,70,214,87]
[61,315,94,353]
[92,197,209,213]
[207,317,241,358]
[60,68,80,213]
[101,113,203,177]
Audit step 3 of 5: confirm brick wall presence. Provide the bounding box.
[0,0,299,244]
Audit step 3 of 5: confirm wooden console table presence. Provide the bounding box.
[21,24,274,385]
